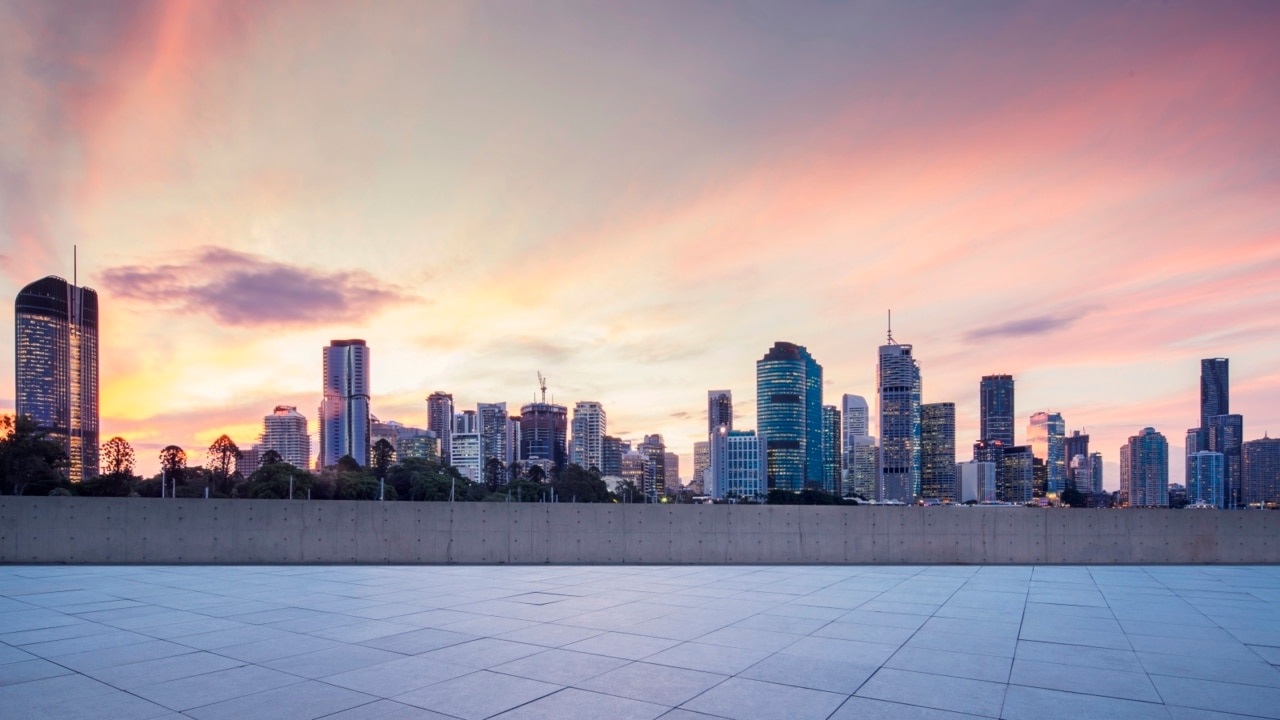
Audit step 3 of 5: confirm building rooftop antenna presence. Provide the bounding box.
[73,245,77,286]
[887,309,896,344]
[537,371,547,404]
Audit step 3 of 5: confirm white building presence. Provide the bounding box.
[570,401,607,470]
[707,428,767,501]
[957,461,997,503]
[260,405,310,469]
[319,339,370,467]
[450,432,482,484]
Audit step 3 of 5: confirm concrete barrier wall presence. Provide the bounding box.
[1,497,1276,564]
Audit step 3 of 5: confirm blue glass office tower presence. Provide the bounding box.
[756,342,823,491]
[980,375,1015,446]
[879,341,921,501]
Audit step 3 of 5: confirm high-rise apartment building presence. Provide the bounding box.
[319,339,370,467]
[1089,452,1104,494]
[821,404,841,494]
[1027,412,1066,494]
[921,402,956,501]
[707,427,767,501]
[426,392,454,464]
[692,440,710,488]
[1187,451,1224,507]
[520,402,568,472]
[1207,413,1244,509]
[980,375,1015,446]
[450,431,482,484]
[1200,358,1230,430]
[1001,445,1034,504]
[1064,430,1090,490]
[1121,427,1169,508]
[708,390,733,433]
[848,437,878,499]
[1244,436,1280,507]
[477,402,509,468]
[757,342,823,491]
[601,435,622,478]
[878,341,921,502]
[664,452,680,486]
[507,416,522,466]
[639,434,667,499]
[260,406,310,469]
[454,409,477,435]
[15,276,100,481]
[570,401,607,471]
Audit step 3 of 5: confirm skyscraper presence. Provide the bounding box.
[570,401,607,470]
[692,440,710,489]
[519,402,568,472]
[639,434,666,499]
[601,435,622,478]
[1089,452,1104,494]
[1187,451,1224,507]
[842,394,870,437]
[921,402,956,501]
[1121,427,1169,508]
[1064,430,1090,490]
[1002,445,1035,504]
[848,437,878,499]
[664,452,680,486]
[821,404,841,494]
[1200,358,1230,431]
[1207,413,1244,509]
[757,342,823,491]
[319,339,370,467]
[708,390,733,434]
[957,460,996,503]
[1243,436,1280,507]
[707,427,767,501]
[426,392,454,464]
[260,406,311,469]
[477,402,509,469]
[980,375,1015,446]
[1027,412,1066,494]
[15,275,99,481]
[878,340,921,502]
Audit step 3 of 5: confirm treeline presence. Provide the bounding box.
[0,415,625,503]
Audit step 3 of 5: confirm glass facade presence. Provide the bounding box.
[878,343,921,501]
[15,276,99,482]
[570,401,606,470]
[1187,451,1224,507]
[519,403,568,471]
[980,374,1015,446]
[426,392,454,464]
[707,390,733,434]
[1200,358,1229,431]
[319,339,370,467]
[707,428,767,500]
[821,404,841,494]
[478,402,510,465]
[1243,437,1280,507]
[1064,431,1090,490]
[1027,411,1066,494]
[756,342,823,491]
[639,434,666,499]
[601,435,623,478]
[1207,413,1243,509]
[921,402,956,500]
[1122,427,1168,508]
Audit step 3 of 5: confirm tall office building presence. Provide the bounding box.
[507,416,522,466]
[259,406,310,469]
[1027,412,1066,494]
[878,340,921,502]
[707,427,767,501]
[692,441,710,488]
[957,461,997,503]
[921,402,956,501]
[757,342,823,491]
[1002,446,1035,504]
[708,390,733,433]
[396,427,438,461]
[15,276,100,482]
[1064,431,1090,490]
[664,452,680,486]
[842,394,870,437]
[1207,413,1244,509]
[601,435,623,478]
[570,401,607,470]
[454,409,477,435]
[1121,427,1169,508]
[821,404,841,494]
[848,437,878,499]
[520,402,568,472]
[639,434,667,498]
[1200,358,1230,431]
[1089,452,1104,494]
[1187,451,1224,507]
[477,402,509,468]
[980,375,1015,446]
[1244,436,1280,507]
[450,431,482,484]
[426,392,454,464]
[319,339,370,467]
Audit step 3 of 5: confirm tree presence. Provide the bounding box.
[372,440,395,481]
[525,464,547,484]
[336,455,362,473]
[0,415,70,496]
[484,457,504,493]
[507,461,523,485]
[247,462,313,499]
[614,479,639,503]
[552,463,611,503]
[1060,481,1088,509]
[206,435,241,495]
[259,449,283,467]
[159,445,187,485]
[101,437,135,476]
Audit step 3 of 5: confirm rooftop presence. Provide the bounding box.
[2,564,1279,719]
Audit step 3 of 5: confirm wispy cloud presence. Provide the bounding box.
[100,247,411,327]
[964,311,1089,343]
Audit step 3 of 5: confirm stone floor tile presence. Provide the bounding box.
[782,635,900,665]
[1010,658,1160,702]
[359,627,477,655]
[643,641,770,675]
[886,646,1012,683]
[394,670,559,720]
[856,667,1006,718]
[738,652,877,694]
[562,631,682,660]
[492,687,668,720]
[323,654,473,697]
[263,645,403,679]
[830,696,991,719]
[681,677,846,720]
[184,680,375,720]
[496,622,602,648]
[0,657,74,686]
[578,661,727,706]
[130,664,302,710]
[82,650,244,689]
[416,638,545,669]
[319,699,457,719]
[1000,685,1171,720]
[1150,674,1280,718]
[492,647,629,685]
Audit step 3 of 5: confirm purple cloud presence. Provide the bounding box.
[100,247,409,327]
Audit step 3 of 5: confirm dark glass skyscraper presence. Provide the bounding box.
[980,375,1015,446]
[1064,430,1090,489]
[1200,358,1229,431]
[921,402,956,501]
[15,276,99,482]
[1208,413,1244,509]
[879,341,921,501]
[1243,436,1280,507]
[519,402,568,472]
[821,404,841,495]
[708,390,733,434]
[756,342,823,491]
[427,392,454,464]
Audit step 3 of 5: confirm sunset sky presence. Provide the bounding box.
[2,0,1279,483]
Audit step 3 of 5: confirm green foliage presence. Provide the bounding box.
[101,437,136,476]
[613,479,640,502]
[0,414,71,495]
[259,449,283,467]
[372,440,395,480]
[206,435,241,494]
[525,464,547,484]
[484,457,504,492]
[76,472,136,497]
[337,475,397,500]
[551,463,611,503]
[247,462,315,499]
[159,445,187,485]
[1060,481,1088,508]
[767,488,849,505]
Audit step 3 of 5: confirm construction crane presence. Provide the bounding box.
[537,372,547,403]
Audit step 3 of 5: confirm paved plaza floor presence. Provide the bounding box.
[2,565,1279,720]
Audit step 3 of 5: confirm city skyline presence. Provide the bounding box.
[3,2,1280,480]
